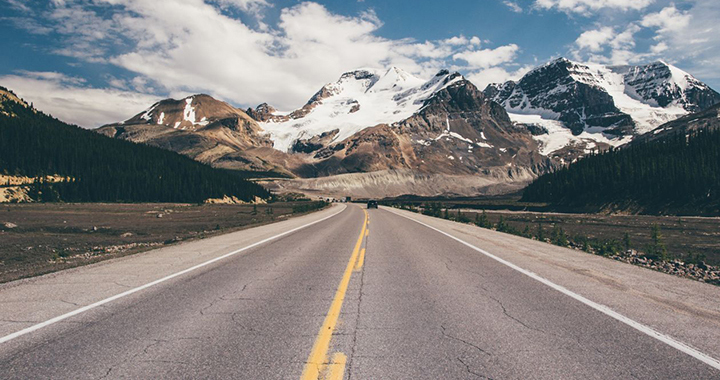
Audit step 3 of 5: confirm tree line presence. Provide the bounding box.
[521,129,720,215]
[0,95,269,203]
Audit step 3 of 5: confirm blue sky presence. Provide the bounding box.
[1,0,718,127]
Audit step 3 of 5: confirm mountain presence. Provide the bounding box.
[521,102,720,215]
[639,102,720,143]
[484,58,720,160]
[256,67,455,153]
[259,70,553,197]
[101,68,552,197]
[96,95,295,175]
[0,86,270,203]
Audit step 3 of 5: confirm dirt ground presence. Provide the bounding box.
[464,209,720,265]
[0,202,325,283]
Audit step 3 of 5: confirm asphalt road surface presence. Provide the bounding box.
[1,204,720,379]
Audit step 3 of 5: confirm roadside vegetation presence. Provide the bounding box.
[391,202,720,285]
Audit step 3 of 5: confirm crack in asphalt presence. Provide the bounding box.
[485,293,544,334]
[457,356,495,380]
[59,299,80,307]
[440,325,492,357]
[347,224,369,380]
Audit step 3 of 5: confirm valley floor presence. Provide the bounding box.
[0,202,325,283]
[459,209,720,266]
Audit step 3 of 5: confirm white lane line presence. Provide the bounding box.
[0,205,347,345]
[386,207,720,372]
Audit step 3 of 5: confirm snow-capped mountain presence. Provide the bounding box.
[484,58,720,158]
[100,68,551,197]
[254,67,463,153]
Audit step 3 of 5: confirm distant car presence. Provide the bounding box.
[367,200,378,209]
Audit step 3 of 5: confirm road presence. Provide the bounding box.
[1,204,720,379]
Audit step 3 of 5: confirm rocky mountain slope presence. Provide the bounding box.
[96,60,717,198]
[639,102,720,143]
[484,58,720,160]
[99,69,552,197]
[96,95,298,175]
[0,87,270,203]
[256,67,459,152]
[266,71,552,197]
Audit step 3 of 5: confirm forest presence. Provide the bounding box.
[521,129,720,215]
[0,92,270,203]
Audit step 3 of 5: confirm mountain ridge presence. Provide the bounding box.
[93,59,718,198]
[483,57,720,160]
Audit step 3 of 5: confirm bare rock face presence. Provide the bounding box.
[96,95,284,173]
[292,129,339,154]
[283,75,556,196]
[98,70,557,197]
[485,58,634,136]
[483,58,720,161]
[245,103,277,122]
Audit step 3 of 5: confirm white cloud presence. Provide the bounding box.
[637,1,718,81]
[575,27,614,52]
[453,44,520,70]
[571,24,641,65]
[650,41,668,54]
[0,72,160,127]
[5,1,529,126]
[466,65,533,89]
[641,5,691,34]
[535,0,654,14]
[503,1,523,13]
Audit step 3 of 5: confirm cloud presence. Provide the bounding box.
[0,72,160,127]
[453,44,520,70]
[535,0,654,14]
[640,5,691,34]
[575,27,615,52]
[4,0,527,127]
[466,65,534,89]
[571,24,641,65]
[503,1,523,13]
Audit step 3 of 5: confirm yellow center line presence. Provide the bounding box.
[327,352,347,380]
[300,207,368,380]
[354,248,366,272]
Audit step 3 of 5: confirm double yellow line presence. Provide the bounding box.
[300,207,369,380]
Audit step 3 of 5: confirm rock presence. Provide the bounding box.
[3,222,17,229]
[121,232,133,237]
[157,214,164,218]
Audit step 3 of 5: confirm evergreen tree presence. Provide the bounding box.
[0,92,270,203]
[521,129,720,215]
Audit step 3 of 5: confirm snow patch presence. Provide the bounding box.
[157,112,165,125]
[508,112,630,156]
[261,68,463,152]
[183,98,196,124]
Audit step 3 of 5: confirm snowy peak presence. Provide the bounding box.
[257,67,464,152]
[483,58,719,158]
[117,94,255,131]
[614,61,720,112]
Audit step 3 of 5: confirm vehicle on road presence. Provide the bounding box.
[367,200,378,209]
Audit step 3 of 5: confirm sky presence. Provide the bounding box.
[0,0,718,128]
